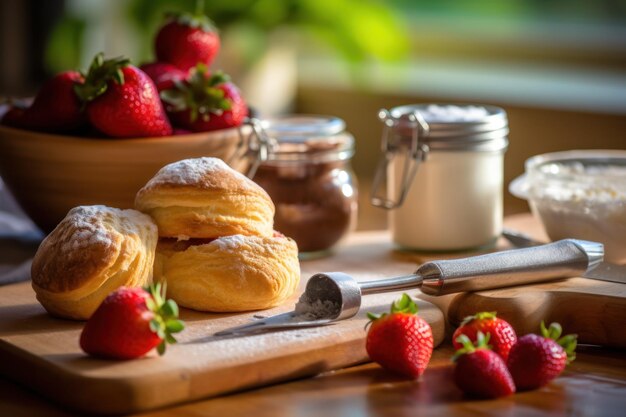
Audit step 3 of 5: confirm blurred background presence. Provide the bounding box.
[1,0,625,230]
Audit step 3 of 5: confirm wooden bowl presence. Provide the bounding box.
[0,123,250,233]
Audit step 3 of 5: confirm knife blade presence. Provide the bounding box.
[502,229,626,285]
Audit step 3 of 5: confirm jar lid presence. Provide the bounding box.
[388,104,509,152]
[259,114,354,162]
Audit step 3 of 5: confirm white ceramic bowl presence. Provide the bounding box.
[0,120,251,233]
[510,149,626,264]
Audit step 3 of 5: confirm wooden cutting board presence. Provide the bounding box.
[0,232,445,415]
[421,214,626,348]
[2,214,624,414]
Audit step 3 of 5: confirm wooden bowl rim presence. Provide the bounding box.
[0,123,247,146]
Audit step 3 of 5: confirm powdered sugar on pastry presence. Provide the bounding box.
[143,157,245,188]
[134,157,275,238]
[31,204,158,319]
[60,205,155,254]
[61,206,115,253]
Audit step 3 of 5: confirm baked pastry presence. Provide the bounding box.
[135,157,275,239]
[31,205,158,320]
[154,234,300,312]
[136,157,300,312]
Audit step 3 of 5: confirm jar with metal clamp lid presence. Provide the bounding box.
[251,115,358,259]
[371,104,509,251]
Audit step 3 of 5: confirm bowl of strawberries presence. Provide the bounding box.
[0,10,255,233]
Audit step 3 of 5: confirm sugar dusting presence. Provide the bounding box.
[58,205,154,254]
[60,206,114,253]
[294,294,340,320]
[181,323,347,364]
[153,292,425,369]
[144,157,238,187]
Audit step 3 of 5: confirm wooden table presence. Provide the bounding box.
[1,344,624,417]
[1,214,625,417]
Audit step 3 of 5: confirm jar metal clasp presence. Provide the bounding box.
[371,109,430,209]
[231,117,277,179]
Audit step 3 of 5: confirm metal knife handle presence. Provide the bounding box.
[417,239,604,296]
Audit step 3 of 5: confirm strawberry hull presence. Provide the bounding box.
[163,75,248,133]
[452,312,517,362]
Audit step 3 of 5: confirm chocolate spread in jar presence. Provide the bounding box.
[254,160,357,254]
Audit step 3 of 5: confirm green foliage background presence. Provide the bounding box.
[45,0,411,74]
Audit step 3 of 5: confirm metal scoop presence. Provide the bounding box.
[214,238,603,336]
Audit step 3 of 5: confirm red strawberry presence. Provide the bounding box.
[365,293,433,378]
[507,321,577,390]
[452,311,517,361]
[161,65,247,132]
[155,8,220,72]
[453,332,516,398]
[80,283,184,360]
[74,53,173,138]
[3,72,85,132]
[139,62,188,92]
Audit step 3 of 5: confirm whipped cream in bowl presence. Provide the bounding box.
[510,150,626,263]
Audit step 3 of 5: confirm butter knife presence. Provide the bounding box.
[502,229,626,285]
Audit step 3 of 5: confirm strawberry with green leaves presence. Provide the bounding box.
[365,293,433,378]
[507,321,577,390]
[161,65,247,132]
[452,311,517,361]
[80,283,184,360]
[74,53,173,138]
[453,332,516,398]
[155,3,220,72]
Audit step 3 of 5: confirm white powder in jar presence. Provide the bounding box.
[387,104,507,251]
[420,105,489,123]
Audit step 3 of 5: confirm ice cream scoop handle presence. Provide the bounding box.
[417,239,603,296]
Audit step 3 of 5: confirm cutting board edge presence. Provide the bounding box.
[0,336,369,414]
[0,338,191,414]
[0,304,445,415]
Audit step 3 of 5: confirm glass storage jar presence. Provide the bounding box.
[252,115,357,259]
[372,104,509,251]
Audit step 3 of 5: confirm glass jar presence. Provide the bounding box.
[372,104,509,251]
[252,115,358,259]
